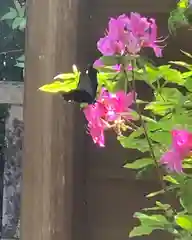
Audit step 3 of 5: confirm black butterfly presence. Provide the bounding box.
[62,64,98,104]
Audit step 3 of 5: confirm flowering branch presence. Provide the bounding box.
[129,59,166,190]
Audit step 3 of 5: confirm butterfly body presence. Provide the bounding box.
[62,64,98,104]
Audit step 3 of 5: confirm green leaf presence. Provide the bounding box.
[149,130,171,146]
[145,102,174,116]
[163,175,179,184]
[155,88,183,103]
[15,62,24,68]
[124,158,153,169]
[118,135,149,153]
[169,61,192,70]
[100,55,136,66]
[156,201,171,211]
[14,0,23,14]
[17,5,25,18]
[182,71,192,78]
[183,158,192,169]
[175,215,192,231]
[129,225,155,237]
[180,179,192,214]
[145,88,184,116]
[146,189,165,198]
[185,78,192,91]
[19,18,26,30]
[134,212,169,225]
[158,65,184,85]
[12,17,23,29]
[1,8,17,20]
[39,70,80,93]
[143,202,171,212]
[177,0,189,9]
[17,55,25,62]
[142,65,160,84]
[54,73,77,80]
[181,50,192,59]
[39,79,79,93]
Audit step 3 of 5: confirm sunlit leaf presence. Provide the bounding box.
[175,215,192,231]
[146,189,165,198]
[145,88,184,116]
[181,50,192,59]
[185,78,192,91]
[54,73,76,80]
[158,65,184,85]
[169,61,192,70]
[163,175,179,185]
[39,79,79,93]
[145,102,174,116]
[155,201,171,211]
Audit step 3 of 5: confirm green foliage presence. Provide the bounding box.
[0,0,26,81]
[179,179,192,214]
[38,6,192,237]
[145,88,185,116]
[175,215,192,231]
[1,0,26,31]
[39,66,80,93]
[129,212,171,237]
[168,0,190,34]
[124,158,153,169]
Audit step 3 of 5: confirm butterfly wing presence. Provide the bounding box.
[62,64,98,104]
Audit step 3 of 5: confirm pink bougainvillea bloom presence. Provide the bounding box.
[83,88,136,147]
[97,88,135,121]
[126,12,150,37]
[83,102,107,147]
[97,36,126,56]
[97,12,163,57]
[88,124,105,147]
[142,18,163,57]
[97,15,129,56]
[126,32,141,55]
[160,129,192,172]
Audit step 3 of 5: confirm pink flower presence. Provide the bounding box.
[126,12,151,37]
[142,18,163,57]
[83,88,136,146]
[83,102,107,147]
[97,12,163,57]
[160,129,192,172]
[126,32,141,55]
[98,88,135,121]
[97,36,125,56]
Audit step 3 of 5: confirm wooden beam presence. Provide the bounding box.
[21,0,87,240]
[0,82,23,104]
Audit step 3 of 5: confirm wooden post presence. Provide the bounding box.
[21,0,87,240]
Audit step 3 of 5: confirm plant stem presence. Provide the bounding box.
[130,59,166,190]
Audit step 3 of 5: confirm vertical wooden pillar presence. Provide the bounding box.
[21,0,87,240]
